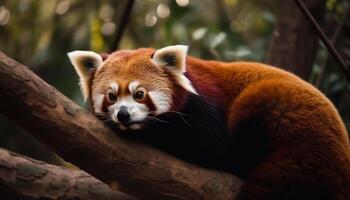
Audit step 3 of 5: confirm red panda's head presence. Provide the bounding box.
[68,45,197,130]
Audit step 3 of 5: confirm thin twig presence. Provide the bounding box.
[294,0,350,83]
[109,0,135,52]
[315,6,349,87]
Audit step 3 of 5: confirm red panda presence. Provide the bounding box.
[68,45,350,200]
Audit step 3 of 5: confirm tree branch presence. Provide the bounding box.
[315,6,349,87]
[294,0,350,83]
[0,148,137,200]
[0,51,241,200]
[109,0,135,52]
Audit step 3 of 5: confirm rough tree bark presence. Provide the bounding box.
[268,0,326,79]
[0,51,241,200]
[0,148,137,200]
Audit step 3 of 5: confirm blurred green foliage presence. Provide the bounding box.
[0,0,349,164]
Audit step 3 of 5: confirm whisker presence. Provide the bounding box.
[149,110,191,117]
[100,118,112,123]
[102,119,114,125]
[146,116,170,124]
[96,114,110,119]
[167,111,191,117]
[95,112,108,115]
[101,119,112,123]
[177,115,191,127]
[148,110,191,126]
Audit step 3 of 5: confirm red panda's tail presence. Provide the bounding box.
[228,79,350,200]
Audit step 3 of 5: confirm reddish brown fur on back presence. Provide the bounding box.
[183,56,350,199]
[186,60,228,108]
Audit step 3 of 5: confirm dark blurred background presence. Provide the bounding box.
[0,0,349,166]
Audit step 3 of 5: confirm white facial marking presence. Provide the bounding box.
[128,81,139,94]
[119,125,127,130]
[108,96,149,124]
[110,82,119,92]
[130,123,143,130]
[148,91,172,114]
[93,82,118,114]
[92,92,105,114]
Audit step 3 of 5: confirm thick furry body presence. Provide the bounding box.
[119,55,350,199]
[69,47,350,200]
[184,57,350,199]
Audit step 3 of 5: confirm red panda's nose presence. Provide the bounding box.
[117,107,131,123]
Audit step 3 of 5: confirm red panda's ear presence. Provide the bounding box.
[152,45,197,94]
[151,45,188,73]
[67,50,104,100]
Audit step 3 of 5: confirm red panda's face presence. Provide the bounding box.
[68,45,197,130]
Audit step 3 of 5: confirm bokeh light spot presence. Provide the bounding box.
[157,3,170,18]
[176,0,190,7]
[0,6,11,26]
[101,22,116,36]
[56,0,70,15]
[145,12,157,27]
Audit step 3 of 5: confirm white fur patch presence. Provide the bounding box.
[130,123,143,130]
[110,82,119,92]
[92,92,105,114]
[118,125,127,130]
[128,81,139,93]
[176,75,197,94]
[148,91,172,114]
[92,82,118,114]
[109,96,149,123]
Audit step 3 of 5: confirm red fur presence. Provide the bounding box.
[186,59,228,108]
[183,56,350,200]
[100,53,109,61]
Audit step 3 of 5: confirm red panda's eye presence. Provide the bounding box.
[134,91,145,100]
[107,92,117,102]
